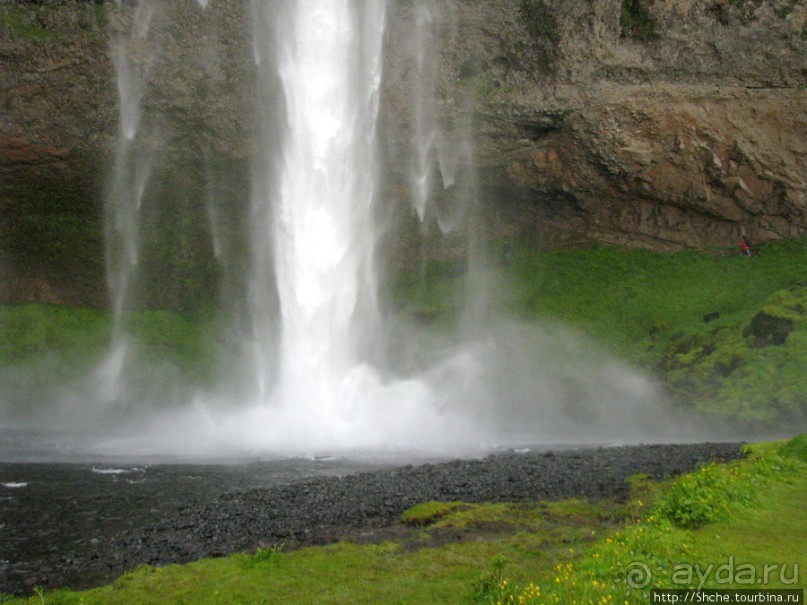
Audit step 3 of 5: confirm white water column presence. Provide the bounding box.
[249,1,387,435]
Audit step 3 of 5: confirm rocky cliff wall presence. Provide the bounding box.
[1,0,252,308]
[383,0,806,250]
[1,0,805,307]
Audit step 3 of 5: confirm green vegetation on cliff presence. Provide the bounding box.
[0,303,223,419]
[0,7,58,41]
[395,237,807,426]
[0,305,221,379]
[2,237,806,426]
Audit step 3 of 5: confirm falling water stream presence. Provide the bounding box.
[0,1,718,461]
[254,0,385,419]
[97,0,161,405]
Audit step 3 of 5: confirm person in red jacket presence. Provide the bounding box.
[741,235,752,256]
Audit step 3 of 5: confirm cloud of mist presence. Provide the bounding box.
[0,314,734,461]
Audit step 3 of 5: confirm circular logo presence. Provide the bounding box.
[624,560,653,589]
[615,551,663,598]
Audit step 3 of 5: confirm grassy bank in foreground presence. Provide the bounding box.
[4,435,804,604]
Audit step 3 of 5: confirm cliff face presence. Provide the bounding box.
[383,0,806,250]
[0,0,253,308]
[1,2,110,305]
[1,0,805,307]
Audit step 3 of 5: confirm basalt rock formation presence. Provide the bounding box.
[1,0,805,307]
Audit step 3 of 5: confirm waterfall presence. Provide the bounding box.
[408,0,460,230]
[91,0,500,453]
[106,0,158,330]
[271,1,385,410]
[233,1,496,452]
[243,1,392,446]
[410,0,441,222]
[97,0,161,404]
[407,0,489,331]
[63,0,676,457]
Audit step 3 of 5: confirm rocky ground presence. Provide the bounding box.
[1,442,744,596]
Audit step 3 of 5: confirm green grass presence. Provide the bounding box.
[4,435,803,604]
[4,238,806,425]
[0,304,224,384]
[395,239,807,355]
[123,308,224,380]
[0,304,110,366]
[394,237,807,425]
[507,240,807,354]
[402,501,466,526]
[474,436,807,604]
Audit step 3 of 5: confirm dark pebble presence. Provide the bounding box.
[1,442,743,595]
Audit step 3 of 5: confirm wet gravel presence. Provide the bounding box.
[0,442,743,595]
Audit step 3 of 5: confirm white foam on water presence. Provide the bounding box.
[90,467,145,475]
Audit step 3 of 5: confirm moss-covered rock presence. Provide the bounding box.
[659,285,807,424]
[743,312,793,347]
